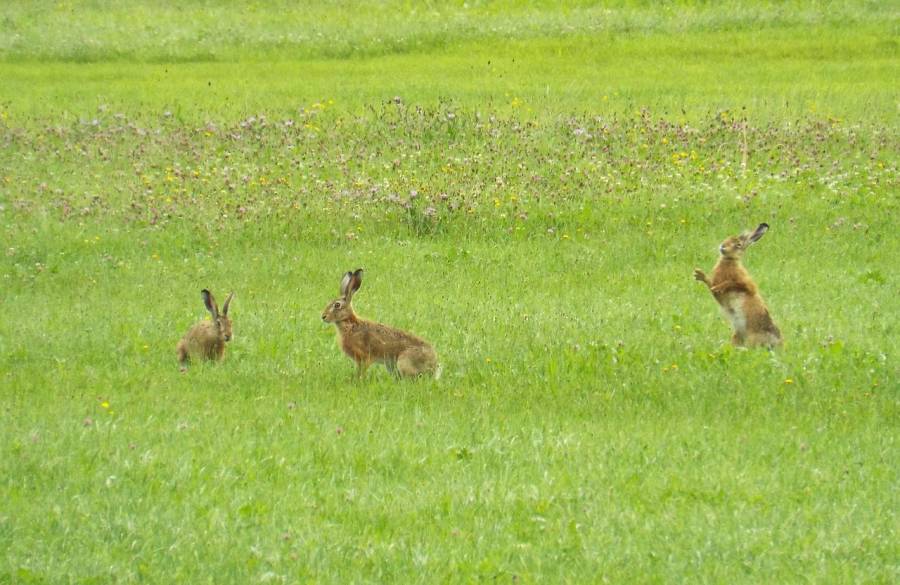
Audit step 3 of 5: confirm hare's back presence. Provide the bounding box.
[362,320,431,354]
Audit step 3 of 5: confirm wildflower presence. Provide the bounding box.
[784,378,794,385]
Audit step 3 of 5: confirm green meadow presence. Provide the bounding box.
[1,1,898,583]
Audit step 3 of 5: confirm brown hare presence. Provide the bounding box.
[322,269,439,378]
[176,289,234,365]
[694,223,782,348]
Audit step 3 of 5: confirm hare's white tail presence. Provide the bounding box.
[434,363,443,380]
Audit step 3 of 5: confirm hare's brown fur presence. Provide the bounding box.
[694,224,782,348]
[322,269,438,378]
[177,289,234,365]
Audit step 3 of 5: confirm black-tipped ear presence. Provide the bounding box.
[350,269,363,295]
[748,223,769,243]
[340,271,353,297]
[202,289,219,319]
[343,268,363,301]
[222,292,234,315]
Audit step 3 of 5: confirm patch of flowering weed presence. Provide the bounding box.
[1,102,896,237]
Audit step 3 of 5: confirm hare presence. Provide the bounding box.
[694,223,782,348]
[177,289,234,365]
[322,269,439,378]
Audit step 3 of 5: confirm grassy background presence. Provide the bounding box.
[1,0,898,121]
[1,1,898,583]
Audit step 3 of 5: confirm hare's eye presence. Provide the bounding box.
[333,301,343,309]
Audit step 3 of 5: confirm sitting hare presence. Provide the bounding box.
[694,223,782,348]
[177,289,234,365]
[322,269,439,378]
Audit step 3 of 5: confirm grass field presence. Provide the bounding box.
[1,1,898,583]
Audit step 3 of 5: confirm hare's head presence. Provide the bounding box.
[719,223,768,260]
[322,269,362,323]
[202,289,234,341]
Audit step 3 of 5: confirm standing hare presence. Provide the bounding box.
[322,269,439,378]
[177,289,234,365]
[694,223,782,348]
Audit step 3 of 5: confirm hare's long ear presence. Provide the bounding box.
[347,268,363,300]
[202,289,219,319]
[222,292,234,316]
[748,223,769,244]
[339,271,353,298]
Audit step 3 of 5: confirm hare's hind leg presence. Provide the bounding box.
[177,341,190,365]
[748,330,782,349]
[384,359,400,378]
[397,347,437,378]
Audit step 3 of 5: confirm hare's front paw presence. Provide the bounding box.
[693,268,707,283]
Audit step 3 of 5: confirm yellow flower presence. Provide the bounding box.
[100,401,110,409]
[784,378,794,385]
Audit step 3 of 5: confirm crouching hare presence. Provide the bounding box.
[694,223,782,348]
[322,269,439,378]
[177,289,234,365]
